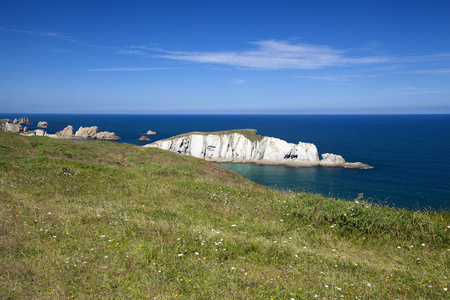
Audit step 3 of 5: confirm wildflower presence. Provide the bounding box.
[231,224,236,227]
[194,252,199,255]
[421,243,425,246]
[397,246,401,249]
[178,254,184,257]
[367,283,372,287]
[100,235,106,238]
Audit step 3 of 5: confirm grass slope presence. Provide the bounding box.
[0,131,448,299]
[164,129,264,142]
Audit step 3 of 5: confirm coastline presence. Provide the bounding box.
[204,157,372,169]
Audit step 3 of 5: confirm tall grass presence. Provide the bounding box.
[0,131,448,299]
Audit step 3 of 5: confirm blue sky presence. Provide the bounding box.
[1,0,449,114]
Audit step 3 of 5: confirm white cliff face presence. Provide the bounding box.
[145,131,371,168]
[145,132,322,165]
[145,130,371,168]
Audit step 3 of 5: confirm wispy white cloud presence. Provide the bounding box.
[397,68,450,74]
[295,74,361,82]
[131,40,390,70]
[86,67,178,72]
[0,26,77,42]
[228,79,246,85]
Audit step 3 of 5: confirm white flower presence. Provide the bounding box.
[99,235,106,238]
[178,254,184,257]
[194,252,199,255]
[231,267,235,270]
[367,283,371,287]
[231,224,237,227]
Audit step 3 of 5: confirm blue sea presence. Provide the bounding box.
[4,114,449,211]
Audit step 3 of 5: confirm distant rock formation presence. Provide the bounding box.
[1,116,31,133]
[138,135,151,141]
[55,125,74,138]
[320,153,346,166]
[37,121,49,128]
[95,131,121,140]
[146,130,156,135]
[145,129,372,169]
[74,126,98,139]
[13,117,31,125]
[1,122,23,133]
[55,125,121,140]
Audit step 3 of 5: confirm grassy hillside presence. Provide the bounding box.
[0,131,448,299]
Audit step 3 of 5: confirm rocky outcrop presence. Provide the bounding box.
[94,131,121,140]
[1,122,22,133]
[55,125,74,138]
[35,129,46,136]
[138,135,151,141]
[13,117,31,125]
[74,126,98,139]
[145,130,371,169]
[54,125,120,141]
[37,121,48,128]
[146,130,156,135]
[320,153,346,166]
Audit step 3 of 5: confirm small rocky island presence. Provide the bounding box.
[145,129,372,169]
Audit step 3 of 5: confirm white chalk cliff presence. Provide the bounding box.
[144,130,371,169]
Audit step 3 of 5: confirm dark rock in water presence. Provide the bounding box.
[138,135,151,141]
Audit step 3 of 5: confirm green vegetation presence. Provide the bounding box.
[166,129,264,142]
[0,130,448,299]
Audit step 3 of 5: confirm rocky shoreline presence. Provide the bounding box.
[0,117,121,141]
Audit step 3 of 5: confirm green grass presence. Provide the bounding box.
[165,129,264,142]
[0,130,448,299]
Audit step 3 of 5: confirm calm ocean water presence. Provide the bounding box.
[4,114,449,211]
